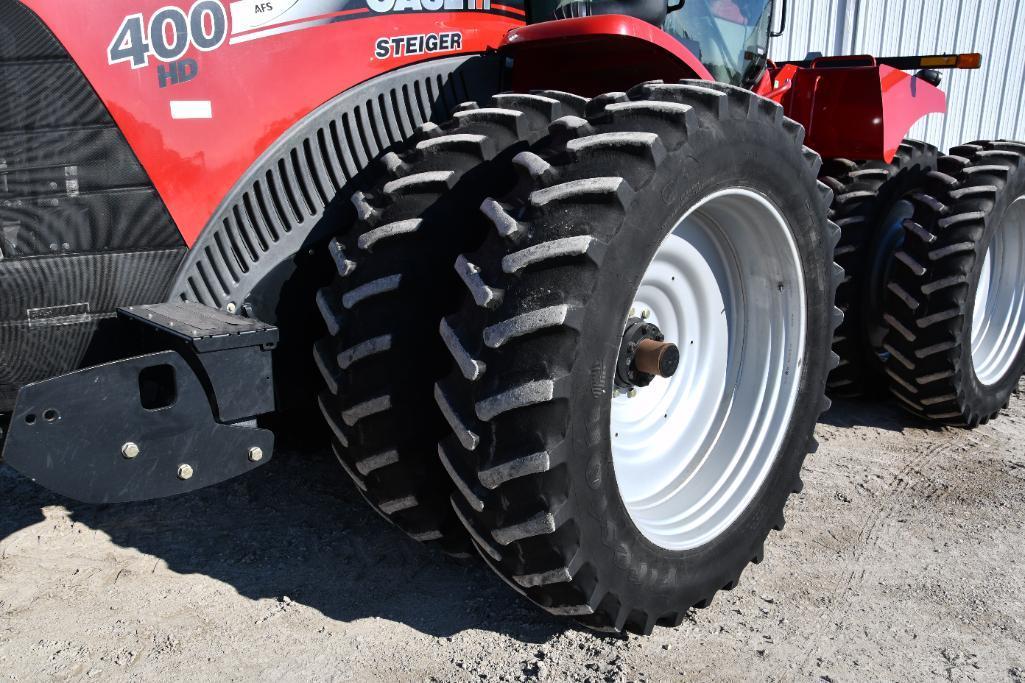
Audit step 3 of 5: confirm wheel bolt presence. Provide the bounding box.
[628,389,638,398]
[641,309,651,320]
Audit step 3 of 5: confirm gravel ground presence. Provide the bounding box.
[2,389,1024,682]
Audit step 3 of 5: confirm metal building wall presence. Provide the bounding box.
[771,0,1025,153]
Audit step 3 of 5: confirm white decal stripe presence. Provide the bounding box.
[229,16,343,44]
[170,100,213,119]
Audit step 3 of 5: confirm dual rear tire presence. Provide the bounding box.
[317,80,840,633]
[881,141,1025,426]
[821,139,1025,426]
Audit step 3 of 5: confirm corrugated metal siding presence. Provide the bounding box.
[771,0,1025,153]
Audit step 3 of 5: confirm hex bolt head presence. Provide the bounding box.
[121,442,140,459]
[628,389,638,399]
[248,447,264,463]
[226,302,237,314]
[177,464,194,481]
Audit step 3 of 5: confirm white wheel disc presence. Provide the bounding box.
[610,189,807,551]
[971,197,1025,386]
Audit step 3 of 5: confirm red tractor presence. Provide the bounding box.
[2,0,1023,634]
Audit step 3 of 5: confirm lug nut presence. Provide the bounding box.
[641,309,651,320]
[121,442,140,459]
[177,464,194,481]
[248,447,264,463]
[628,389,638,398]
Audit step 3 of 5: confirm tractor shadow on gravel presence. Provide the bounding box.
[0,399,937,639]
[819,396,937,433]
[0,445,571,642]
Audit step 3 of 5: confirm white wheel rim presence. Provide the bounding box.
[610,188,807,551]
[972,196,1025,386]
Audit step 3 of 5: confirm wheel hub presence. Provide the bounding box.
[615,318,680,390]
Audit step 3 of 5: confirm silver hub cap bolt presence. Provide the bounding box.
[248,447,264,463]
[121,442,140,459]
[177,464,194,481]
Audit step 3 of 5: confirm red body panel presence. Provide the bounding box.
[500,16,713,96]
[23,1,524,246]
[766,58,947,163]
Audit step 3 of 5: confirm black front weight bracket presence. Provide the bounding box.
[0,302,278,504]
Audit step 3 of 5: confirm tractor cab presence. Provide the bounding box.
[529,0,777,86]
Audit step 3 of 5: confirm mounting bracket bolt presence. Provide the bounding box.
[177,464,194,481]
[121,442,140,459]
[248,447,264,463]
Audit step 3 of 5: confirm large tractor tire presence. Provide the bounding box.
[433,81,841,633]
[315,91,587,554]
[820,141,938,397]
[881,140,1025,426]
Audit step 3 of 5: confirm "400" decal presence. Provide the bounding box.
[107,1,228,69]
